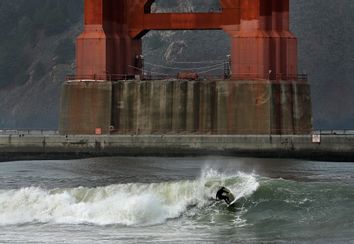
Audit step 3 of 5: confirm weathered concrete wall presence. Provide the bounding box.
[111,80,312,134]
[1,134,354,162]
[59,81,112,134]
[292,82,313,133]
[60,79,312,135]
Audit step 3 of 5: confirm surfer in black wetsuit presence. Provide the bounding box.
[216,187,233,204]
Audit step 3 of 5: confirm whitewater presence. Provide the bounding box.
[1,157,354,243]
[0,169,258,226]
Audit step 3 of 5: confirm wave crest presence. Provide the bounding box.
[0,169,259,226]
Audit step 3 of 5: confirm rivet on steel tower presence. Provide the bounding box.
[59,0,312,135]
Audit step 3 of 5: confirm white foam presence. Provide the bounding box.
[201,167,259,201]
[0,169,259,226]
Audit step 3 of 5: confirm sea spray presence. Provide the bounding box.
[0,169,260,226]
[200,167,259,201]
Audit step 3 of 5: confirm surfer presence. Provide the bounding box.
[216,186,235,205]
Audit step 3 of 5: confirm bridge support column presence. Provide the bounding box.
[59,81,112,135]
[226,0,297,80]
[220,0,311,134]
[76,0,142,78]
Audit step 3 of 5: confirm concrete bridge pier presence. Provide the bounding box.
[59,79,312,135]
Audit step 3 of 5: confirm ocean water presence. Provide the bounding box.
[0,157,354,243]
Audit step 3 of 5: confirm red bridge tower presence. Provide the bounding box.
[76,0,297,80]
[60,0,312,135]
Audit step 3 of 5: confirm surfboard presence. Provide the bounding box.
[225,190,236,206]
[228,197,238,207]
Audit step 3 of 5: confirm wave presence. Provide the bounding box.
[0,169,259,226]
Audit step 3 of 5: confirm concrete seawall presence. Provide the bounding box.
[1,134,354,162]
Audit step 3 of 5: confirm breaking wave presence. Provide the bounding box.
[0,168,259,226]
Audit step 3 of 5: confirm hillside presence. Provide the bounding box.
[0,0,353,129]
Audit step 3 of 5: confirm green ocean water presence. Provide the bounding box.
[0,157,354,243]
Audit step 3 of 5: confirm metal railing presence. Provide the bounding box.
[66,73,308,82]
[65,74,226,81]
[312,130,354,135]
[0,130,59,135]
[108,127,314,135]
[65,74,137,81]
[1,129,354,136]
[231,73,308,82]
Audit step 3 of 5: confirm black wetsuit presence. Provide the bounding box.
[216,187,232,204]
